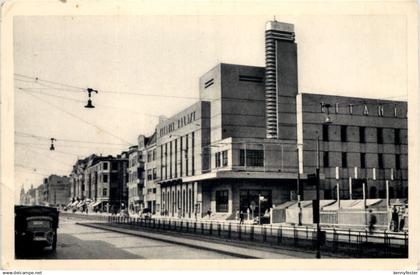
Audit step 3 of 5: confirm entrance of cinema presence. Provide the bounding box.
[239,189,272,218]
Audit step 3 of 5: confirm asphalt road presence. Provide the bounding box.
[16,216,239,259]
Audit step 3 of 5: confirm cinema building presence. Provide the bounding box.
[143,20,407,220]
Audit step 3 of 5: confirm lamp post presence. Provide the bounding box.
[315,136,321,259]
[315,102,332,259]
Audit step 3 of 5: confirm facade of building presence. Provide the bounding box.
[127,145,144,214]
[69,154,97,202]
[79,154,129,212]
[140,132,159,214]
[46,175,70,207]
[130,20,407,220]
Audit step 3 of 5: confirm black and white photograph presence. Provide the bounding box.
[1,0,419,272]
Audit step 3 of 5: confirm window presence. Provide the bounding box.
[322,125,329,141]
[361,153,366,169]
[153,168,157,180]
[204,78,214,89]
[359,127,366,143]
[323,152,329,167]
[147,151,152,162]
[340,126,347,142]
[169,141,172,179]
[152,149,156,161]
[192,132,195,175]
[103,174,108,183]
[342,152,348,168]
[215,190,229,212]
[147,169,152,180]
[238,75,263,83]
[378,153,384,169]
[394,129,401,145]
[103,188,107,196]
[215,152,221,168]
[395,154,401,170]
[153,188,156,194]
[377,128,383,144]
[103,162,108,170]
[222,150,228,167]
[239,149,264,167]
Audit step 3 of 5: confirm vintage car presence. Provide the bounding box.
[15,205,59,252]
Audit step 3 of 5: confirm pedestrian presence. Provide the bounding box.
[207,209,212,218]
[391,206,399,232]
[399,217,405,232]
[368,209,377,234]
[239,211,244,224]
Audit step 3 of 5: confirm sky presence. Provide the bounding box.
[13,14,408,198]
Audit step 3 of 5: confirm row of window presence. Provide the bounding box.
[322,152,402,170]
[322,125,402,145]
[161,132,195,180]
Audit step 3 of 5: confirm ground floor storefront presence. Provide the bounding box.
[159,178,298,220]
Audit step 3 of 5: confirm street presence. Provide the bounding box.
[16,216,240,259]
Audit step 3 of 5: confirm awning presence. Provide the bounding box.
[323,199,384,211]
[91,201,106,208]
[70,201,79,207]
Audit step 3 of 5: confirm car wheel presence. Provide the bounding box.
[52,233,57,251]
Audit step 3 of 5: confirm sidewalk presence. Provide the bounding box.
[77,222,330,259]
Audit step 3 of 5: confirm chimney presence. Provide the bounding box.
[265,20,298,139]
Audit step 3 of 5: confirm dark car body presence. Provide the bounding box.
[15,205,59,252]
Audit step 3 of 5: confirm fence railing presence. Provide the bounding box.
[106,216,408,258]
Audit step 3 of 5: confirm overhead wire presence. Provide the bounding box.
[14,74,199,100]
[18,90,133,145]
[17,87,162,118]
[15,130,129,146]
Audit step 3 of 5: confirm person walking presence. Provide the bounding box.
[239,211,244,224]
[391,206,399,232]
[368,209,377,234]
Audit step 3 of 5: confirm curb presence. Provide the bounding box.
[77,222,259,259]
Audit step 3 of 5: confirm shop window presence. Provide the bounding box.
[215,190,229,212]
[222,150,228,166]
[394,129,401,145]
[377,128,383,144]
[322,125,329,141]
[359,127,366,143]
[340,125,347,142]
[360,153,366,169]
[323,152,329,167]
[378,153,384,169]
[342,152,348,168]
[239,149,264,167]
[395,154,401,170]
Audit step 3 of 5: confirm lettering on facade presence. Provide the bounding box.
[320,102,404,118]
[377,105,384,117]
[363,105,369,115]
[159,111,197,137]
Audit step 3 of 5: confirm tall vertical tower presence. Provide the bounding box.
[265,21,298,140]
